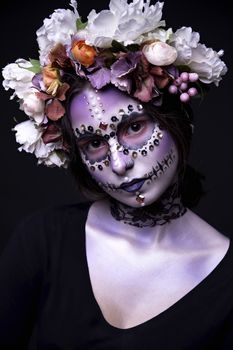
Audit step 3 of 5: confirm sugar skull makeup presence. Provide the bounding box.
[69,84,179,207]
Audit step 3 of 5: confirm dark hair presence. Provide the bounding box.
[61,78,205,207]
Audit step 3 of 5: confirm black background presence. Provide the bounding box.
[0,0,232,251]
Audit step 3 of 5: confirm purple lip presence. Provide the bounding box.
[119,178,146,193]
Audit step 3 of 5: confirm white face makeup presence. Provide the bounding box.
[69,84,179,207]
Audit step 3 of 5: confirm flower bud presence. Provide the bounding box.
[42,65,61,96]
[71,40,97,67]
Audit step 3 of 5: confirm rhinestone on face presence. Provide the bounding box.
[132,151,138,158]
[90,166,95,171]
[149,145,154,151]
[111,116,118,122]
[110,123,116,130]
[96,129,102,135]
[104,134,110,140]
[117,145,123,151]
[136,194,145,204]
[88,125,94,132]
[128,104,134,112]
[123,149,129,155]
[104,160,109,167]
[110,131,116,137]
[158,124,164,130]
[157,132,163,139]
[99,122,108,130]
[98,165,103,171]
[154,139,159,146]
[80,124,85,131]
[137,104,143,111]
[141,150,147,156]
[118,109,125,116]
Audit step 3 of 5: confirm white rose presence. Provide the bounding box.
[19,89,45,125]
[2,59,34,99]
[142,41,177,66]
[38,150,69,168]
[85,0,165,48]
[36,6,79,65]
[170,27,227,85]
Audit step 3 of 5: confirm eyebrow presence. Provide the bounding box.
[76,111,145,141]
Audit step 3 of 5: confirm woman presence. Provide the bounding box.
[1,0,232,348]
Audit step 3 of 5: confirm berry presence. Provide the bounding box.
[180,72,189,81]
[168,85,178,94]
[180,82,188,91]
[180,93,190,102]
[189,73,199,82]
[188,87,198,96]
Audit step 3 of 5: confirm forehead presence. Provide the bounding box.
[69,85,143,131]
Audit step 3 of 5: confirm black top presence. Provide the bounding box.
[0,202,233,349]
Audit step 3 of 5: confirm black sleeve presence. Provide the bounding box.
[0,213,47,348]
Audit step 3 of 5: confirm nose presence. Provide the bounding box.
[109,138,134,176]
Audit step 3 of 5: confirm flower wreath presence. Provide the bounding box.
[2,0,227,168]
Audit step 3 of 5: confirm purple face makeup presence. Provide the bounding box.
[70,84,179,207]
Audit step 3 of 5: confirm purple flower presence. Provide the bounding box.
[87,67,111,89]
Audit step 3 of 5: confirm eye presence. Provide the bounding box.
[118,116,155,149]
[127,121,144,135]
[87,139,103,150]
[78,137,109,161]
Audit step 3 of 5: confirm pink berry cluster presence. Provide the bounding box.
[168,72,199,102]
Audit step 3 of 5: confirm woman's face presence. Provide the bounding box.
[70,85,179,207]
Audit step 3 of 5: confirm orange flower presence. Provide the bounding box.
[71,40,97,67]
[42,65,61,96]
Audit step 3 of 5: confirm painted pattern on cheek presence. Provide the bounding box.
[99,147,176,192]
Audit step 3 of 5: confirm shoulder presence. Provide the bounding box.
[9,201,92,248]
[18,200,91,229]
[182,209,231,262]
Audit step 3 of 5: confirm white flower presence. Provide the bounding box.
[36,3,79,65]
[14,120,49,158]
[142,41,177,66]
[136,27,173,45]
[186,44,227,86]
[2,59,34,99]
[19,89,45,125]
[170,27,227,85]
[169,27,200,65]
[38,150,69,168]
[85,0,165,48]
[14,120,68,167]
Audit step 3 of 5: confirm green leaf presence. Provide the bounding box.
[125,43,140,52]
[196,81,210,101]
[76,18,87,31]
[22,58,41,74]
[111,40,127,52]
[177,65,191,73]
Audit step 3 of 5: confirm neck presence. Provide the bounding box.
[110,182,187,228]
